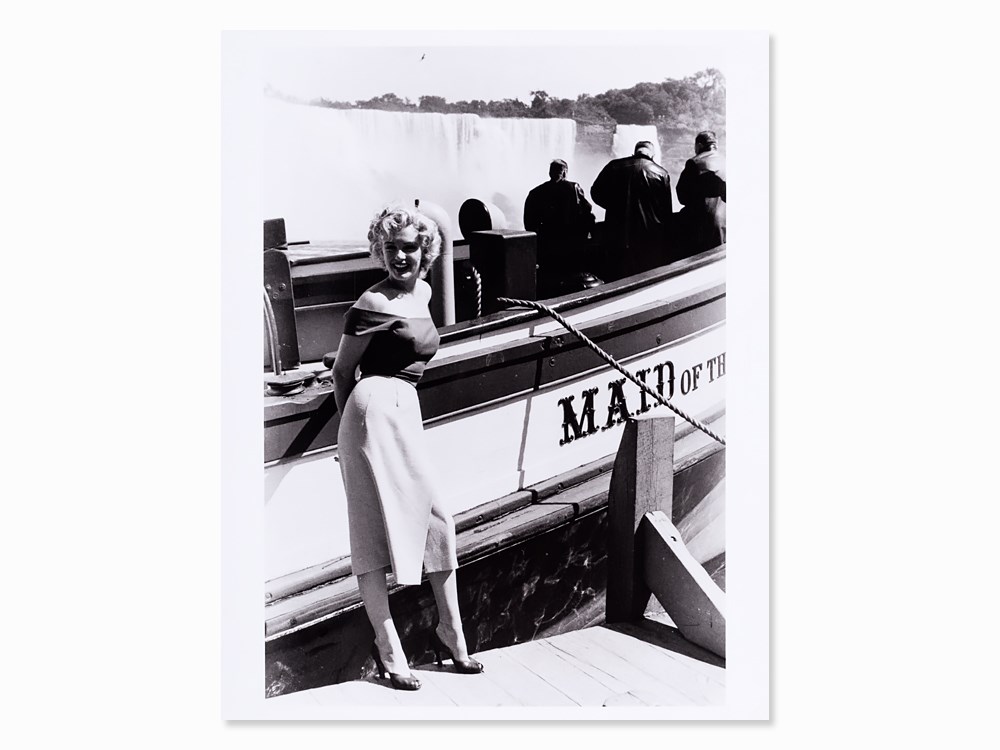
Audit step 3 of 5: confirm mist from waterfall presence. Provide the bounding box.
[262,99,579,241]
[611,124,662,164]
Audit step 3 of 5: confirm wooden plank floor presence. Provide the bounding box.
[271,620,725,708]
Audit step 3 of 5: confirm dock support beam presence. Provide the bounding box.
[641,511,726,658]
[606,415,675,623]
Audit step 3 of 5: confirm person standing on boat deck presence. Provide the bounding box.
[590,140,674,279]
[332,204,484,691]
[676,130,727,256]
[523,158,596,297]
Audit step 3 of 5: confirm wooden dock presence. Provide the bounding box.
[270,616,724,708]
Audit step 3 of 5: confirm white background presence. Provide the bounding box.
[3,0,998,745]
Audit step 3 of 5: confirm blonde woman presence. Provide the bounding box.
[333,204,483,691]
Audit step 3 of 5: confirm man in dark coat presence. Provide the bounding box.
[676,130,727,256]
[523,159,596,297]
[590,140,673,279]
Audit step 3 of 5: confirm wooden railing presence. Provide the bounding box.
[606,414,726,658]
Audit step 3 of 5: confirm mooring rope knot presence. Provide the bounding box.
[497,296,726,447]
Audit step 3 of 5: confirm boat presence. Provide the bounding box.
[262,212,727,698]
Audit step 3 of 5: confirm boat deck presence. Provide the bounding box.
[269,616,725,708]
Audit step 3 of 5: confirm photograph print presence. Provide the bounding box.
[223,29,768,719]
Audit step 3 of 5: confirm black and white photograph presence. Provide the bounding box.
[222,29,769,719]
[12,1,1000,743]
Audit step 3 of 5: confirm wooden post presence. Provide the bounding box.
[606,414,675,623]
[468,230,537,314]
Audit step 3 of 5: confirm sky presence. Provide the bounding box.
[258,31,729,105]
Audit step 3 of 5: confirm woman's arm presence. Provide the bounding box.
[331,333,371,415]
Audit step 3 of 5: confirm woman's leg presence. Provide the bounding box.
[357,567,412,677]
[427,569,472,660]
[423,491,480,668]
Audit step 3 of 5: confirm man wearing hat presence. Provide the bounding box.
[676,130,727,255]
[590,141,675,278]
[523,158,596,297]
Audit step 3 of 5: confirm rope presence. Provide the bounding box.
[470,265,483,319]
[497,296,726,446]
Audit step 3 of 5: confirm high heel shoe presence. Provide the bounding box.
[430,625,485,674]
[370,644,421,691]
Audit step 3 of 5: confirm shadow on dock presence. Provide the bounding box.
[604,618,725,669]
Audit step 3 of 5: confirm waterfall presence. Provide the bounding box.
[611,124,662,164]
[261,99,578,241]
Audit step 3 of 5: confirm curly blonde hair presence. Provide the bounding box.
[367,205,442,277]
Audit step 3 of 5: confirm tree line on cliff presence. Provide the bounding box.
[304,69,724,133]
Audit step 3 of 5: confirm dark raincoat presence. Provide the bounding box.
[676,149,726,255]
[590,154,674,278]
[523,178,595,293]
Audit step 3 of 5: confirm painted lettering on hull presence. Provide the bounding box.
[558,387,599,445]
[558,353,725,446]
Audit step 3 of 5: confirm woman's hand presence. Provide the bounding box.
[331,334,371,414]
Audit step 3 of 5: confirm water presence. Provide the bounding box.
[262,99,578,241]
[259,98,695,240]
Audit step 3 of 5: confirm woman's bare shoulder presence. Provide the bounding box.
[354,284,394,313]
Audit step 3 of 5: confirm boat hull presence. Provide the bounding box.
[264,250,726,581]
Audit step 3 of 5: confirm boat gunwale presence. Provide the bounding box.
[276,244,724,340]
[261,289,726,459]
[263,250,726,427]
[436,244,725,344]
